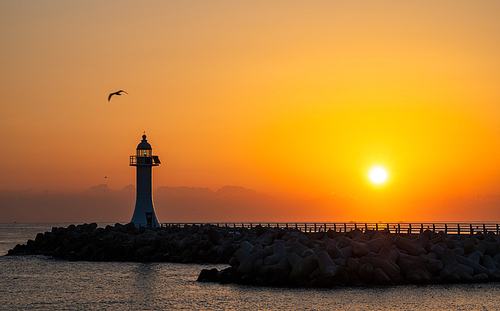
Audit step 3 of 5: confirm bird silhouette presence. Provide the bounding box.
[108,90,128,101]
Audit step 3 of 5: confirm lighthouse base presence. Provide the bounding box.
[130,207,160,228]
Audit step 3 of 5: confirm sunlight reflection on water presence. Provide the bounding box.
[1,223,500,310]
[1,256,500,310]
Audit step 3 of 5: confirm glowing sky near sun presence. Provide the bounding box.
[1,1,500,222]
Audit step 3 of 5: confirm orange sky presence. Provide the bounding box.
[2,1,500,222]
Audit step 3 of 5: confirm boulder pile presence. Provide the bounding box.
[7,222,500,287]
[198,227,500,287]
[6,223,238,263]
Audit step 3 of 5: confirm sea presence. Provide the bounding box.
[1,223,500,310]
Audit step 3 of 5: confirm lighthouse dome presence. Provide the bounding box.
[137,134,152,150]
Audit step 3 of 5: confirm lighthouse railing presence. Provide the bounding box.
[130,155,159,166]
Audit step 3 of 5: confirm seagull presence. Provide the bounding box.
[108,90,128,101]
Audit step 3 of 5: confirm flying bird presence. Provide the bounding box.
[108,90,128,101]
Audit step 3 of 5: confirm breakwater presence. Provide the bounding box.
[6,222,500,287]
[199,224,500,287]
[6,223,237,263]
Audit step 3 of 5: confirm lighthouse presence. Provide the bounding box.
[129,134,161,228]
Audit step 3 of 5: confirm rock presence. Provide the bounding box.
[352,242,370,257]
[287,252,302,268]
[427,258,444,275]
[68,251,78,262]
[372,268,391,284]
[217,268,235,283]
[326,243,346,261]
[357,263,373,280]
[473,272,489,282]
[236,249,266,275]
[317,251,339,278]
[240,241,254,253]
[273,240,287,256]
[235,248,250,263]
[264,254,283,266]
[291,242,314,258]
[249,244,263,253]
[359,257,399,278]
[456,255,489,275]
[413,235,429,249]
[394,236,426,256]
[198,268,219,282]
[366,238,385,253]
[289,254,318,283]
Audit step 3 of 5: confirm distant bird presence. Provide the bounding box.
[108,90,128,101]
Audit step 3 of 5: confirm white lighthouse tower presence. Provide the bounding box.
[130,134,161,228]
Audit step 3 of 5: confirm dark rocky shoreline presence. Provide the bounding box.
[6,223,238,263]
[7,223,500,287]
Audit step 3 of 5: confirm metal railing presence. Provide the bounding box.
[130,155,160,166]
[160,222,500,235]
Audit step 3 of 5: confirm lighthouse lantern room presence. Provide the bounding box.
[130,134,161,227]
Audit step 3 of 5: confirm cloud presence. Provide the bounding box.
[0,185,135,223]
[7,183,496,223]
[0,183,352,223]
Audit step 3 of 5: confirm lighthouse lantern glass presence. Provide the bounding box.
[137,149,152,157]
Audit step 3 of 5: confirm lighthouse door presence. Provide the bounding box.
[145,212,153,227]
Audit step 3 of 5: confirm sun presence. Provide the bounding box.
[369,167,388,183]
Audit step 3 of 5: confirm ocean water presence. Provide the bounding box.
[1,223,500,310]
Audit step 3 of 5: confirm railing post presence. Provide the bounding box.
[409,223,412,234]
[334,223,336,231]
[365,223,368,232]
[445,224,447,234]
[376,223,378,231]
[497,224,499,235]
[324,223,327,232]
[420,223,423,234]
[314,223,317,232]
[470,224,473,235]
[344,223,347,232]
[397,223,400,234]
[433,224,435,233]
[305,223,307,232]
[354,223,357,230]
[295,223,298,230]
[483,224,486,234]
[457,224,460,236]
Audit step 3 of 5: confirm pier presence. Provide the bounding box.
[161,222,500,235]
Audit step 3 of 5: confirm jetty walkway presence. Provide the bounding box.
[162,222,500,235]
